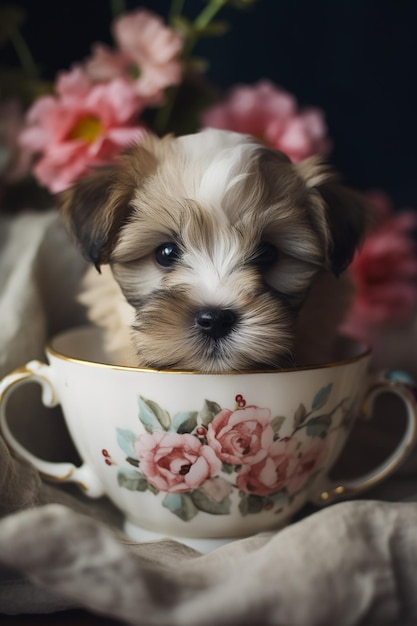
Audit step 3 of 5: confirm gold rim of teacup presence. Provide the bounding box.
[46,326,372,375]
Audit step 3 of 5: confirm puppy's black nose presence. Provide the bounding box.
[194,308,238,340]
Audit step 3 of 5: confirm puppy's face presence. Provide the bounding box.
[59,129,368,371]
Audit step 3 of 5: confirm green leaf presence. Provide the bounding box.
[138,396,171,432]
[227,0,258,8]
[238,494,265,516]
[269,490,290,506]
[187,57,210,74]
[170,15,194,36]
[191,489,231,515]
[340,404,355,430]
[116,428,136,458]
[306,414,332,438]
[293,403,307,428]
[222,462,235,474]
[200,399,222,427]
[148,483,160,495]
[0,6,26,45]
[199,0,257,9]
[117,469,148,492]
[162,493,199,521]
[170,411,198,434]
[195,20,230,37]
[271,416,286,433]
[312,384,333,411]
[0,67,51,104]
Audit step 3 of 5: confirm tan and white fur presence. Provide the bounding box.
[59,129,369,371]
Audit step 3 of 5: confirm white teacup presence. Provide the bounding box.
[1,325,417,552]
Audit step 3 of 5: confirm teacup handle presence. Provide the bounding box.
[311,370,417,506]
[0,360,104,497]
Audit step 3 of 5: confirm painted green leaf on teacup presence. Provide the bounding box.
[312,384,333,411]
[116,428,136,458]
[306,414,332,438]
[293,403,307,428]
[170,410,198,434]
[162,492,198,522]
[190,488,231,515]
[138,396,171,432]
[269,490,290,510]
[238,493,265,516]
[221,461,235,474]
[340,402,356,429]
[126,456,139,468]
[199,399,222,427]
[117,468,149,492]
[271,415,286,433]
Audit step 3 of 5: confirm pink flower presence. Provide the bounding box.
[206,406,274,466]
[134,431,221,493]
[236,438,299,496]
[0,99,34,184]
[285,438,328,495]
[201,80,331,162]
[85,9,183,103]
[236,437,328,496]
[341,192,417,343]
[19,67,146,193]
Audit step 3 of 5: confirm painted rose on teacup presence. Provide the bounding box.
[134,431,221,493]
[206,404,274,466]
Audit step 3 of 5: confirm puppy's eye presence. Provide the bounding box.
[252,242,279,267]
[155,242,181,268]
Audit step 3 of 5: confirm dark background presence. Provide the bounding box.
[2,0,417,207]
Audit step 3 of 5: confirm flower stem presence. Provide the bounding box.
[169,0,186,23]
[194,0,227,31]
[155,0,228,135]
[10,29,38,80]
[153,86,179,136]
[183,0,228,60]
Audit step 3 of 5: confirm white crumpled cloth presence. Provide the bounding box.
[2,209,417,625]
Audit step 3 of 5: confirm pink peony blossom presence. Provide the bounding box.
[341,191,417,343]
[201,80,331,162]
[236,437,299,496]
[206,405,274,466]
[134,430,221,493]
[85,9,183,103]
[19,67,146,193]
[0,99,34,184]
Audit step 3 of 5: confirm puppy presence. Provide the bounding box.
[58,129,369,371]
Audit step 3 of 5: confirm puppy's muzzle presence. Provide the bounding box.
[194,307,238,340]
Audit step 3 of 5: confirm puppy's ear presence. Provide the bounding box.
[297,158,371,276]
[57,141,158,270]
